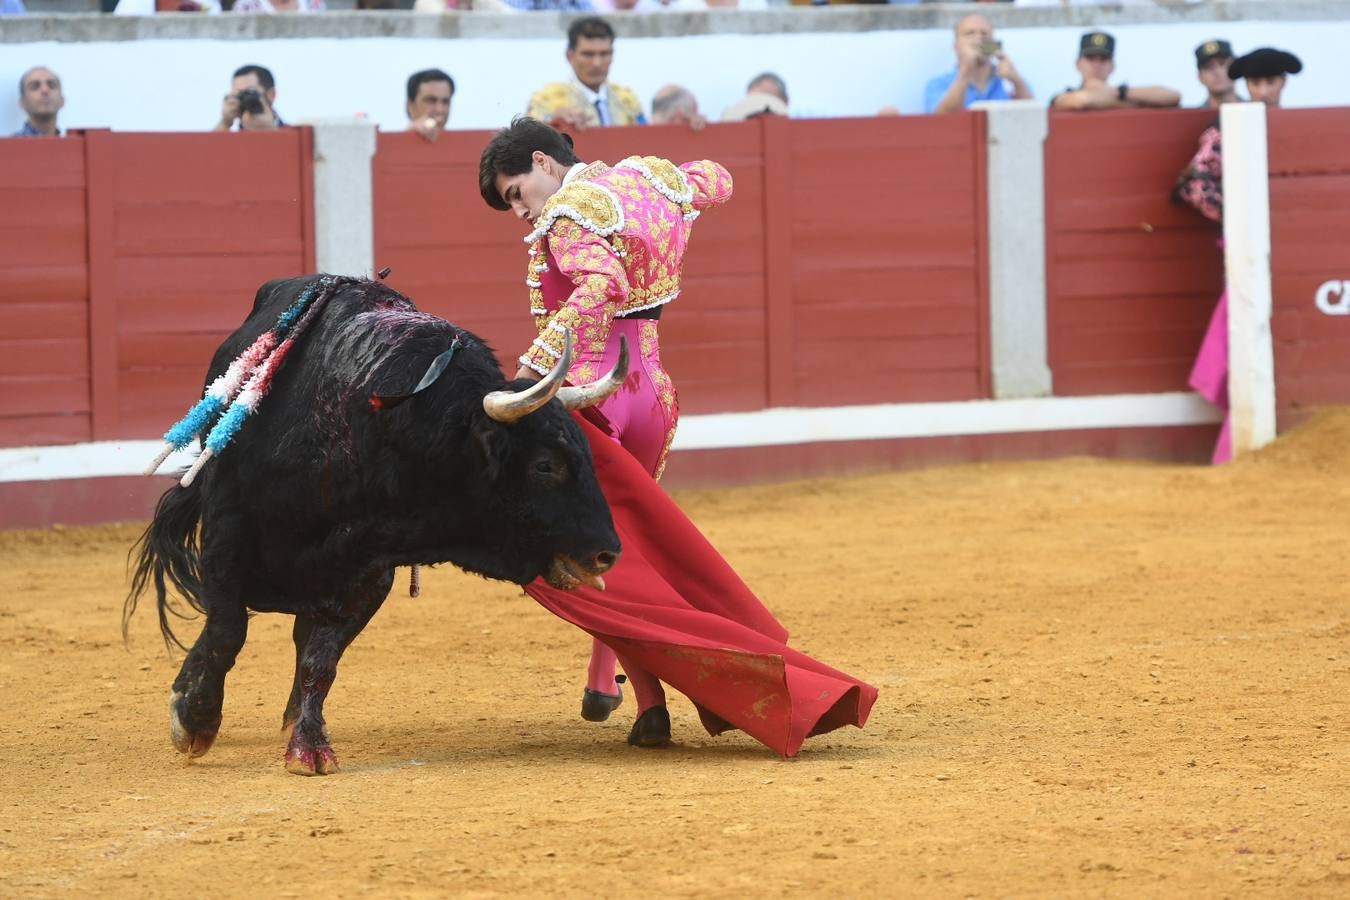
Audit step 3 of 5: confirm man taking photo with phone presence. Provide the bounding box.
[924,14,1032,114]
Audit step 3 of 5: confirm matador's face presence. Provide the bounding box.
[1245,75,1286,108]
[495,152,566,227]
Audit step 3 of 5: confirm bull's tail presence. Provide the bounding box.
[125,481,206,651]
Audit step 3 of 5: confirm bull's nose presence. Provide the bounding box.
[591,550,619,573]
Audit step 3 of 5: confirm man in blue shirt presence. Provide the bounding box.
[924,14,1032,115]
[11,66,62,137]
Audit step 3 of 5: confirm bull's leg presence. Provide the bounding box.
[168,597,249,759]
[280,614,315,737]
[284,571,392,776]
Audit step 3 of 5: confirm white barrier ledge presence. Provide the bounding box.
[0,392,1220,483]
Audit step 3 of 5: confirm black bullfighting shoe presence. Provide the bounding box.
[581,686,624,722]
[627,705,672,748]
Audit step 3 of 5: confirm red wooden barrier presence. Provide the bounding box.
[0,129,316,449]
[1267,107,1350,431]
[0,135,90,447]
[374,115,991,414]
[1045,108,1224,396]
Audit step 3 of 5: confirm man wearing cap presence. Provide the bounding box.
[1229,47,1303,107]
[924,14,1032,115]
[1051,32,1181,111]
[1195,40,1241,109]
[1172,47,1303,463]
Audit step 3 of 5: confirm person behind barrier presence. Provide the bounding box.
[1195,39,1241,109]
[214,64,284,132]
[1171,47,1302,465]
[746,72,788,109]
[1050,32,1181,111]
[525,17,646,130]
[406,68,455,144]
[924,14,1032,114]
[1229,47,1302,108]
[649,84,706,130]
[11,66,63,137]
[720,72,789,122]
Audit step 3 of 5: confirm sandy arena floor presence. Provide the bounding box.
[3,413,1350,898]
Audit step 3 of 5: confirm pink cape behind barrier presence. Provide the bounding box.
[1189,290,1233,464]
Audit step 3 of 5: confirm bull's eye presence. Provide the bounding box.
[534,460,554,476]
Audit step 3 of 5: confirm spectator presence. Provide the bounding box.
[649,84,706,129]
[213,64,284,132]
[720,72,789,121]
[12,66,63,138]
[525,17,645,129]
[924,14,1032,114]
[1050,32,1181,111]
[746,71,788,108]
[406,68,455,143]
[720,91,787,122]
[499,0,594,12]
[1229,47,1302,108]
[232,0,325,11]
[1195,39,1240,109]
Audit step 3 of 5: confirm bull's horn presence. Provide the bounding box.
[557,336,629,411]
[482,329,573,423]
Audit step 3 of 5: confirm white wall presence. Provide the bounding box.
[3,16,1347,135]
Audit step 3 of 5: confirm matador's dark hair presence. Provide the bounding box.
[478,116,581,212]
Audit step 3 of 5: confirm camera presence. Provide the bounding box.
[237,88,266,115]
[982,40,1003,57]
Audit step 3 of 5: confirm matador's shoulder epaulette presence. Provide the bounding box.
[524,179,626,244]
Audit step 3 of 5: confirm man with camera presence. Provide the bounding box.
[213,64,284,132]
[924,14,1032,115]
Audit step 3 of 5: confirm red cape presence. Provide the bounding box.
[526,415,878,758]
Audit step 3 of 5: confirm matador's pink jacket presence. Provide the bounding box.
[518,156,733,477]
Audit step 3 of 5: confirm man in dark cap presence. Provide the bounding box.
[1051,31,1181,111]
[1195,40,1241,109]
[1228,47,1303,107]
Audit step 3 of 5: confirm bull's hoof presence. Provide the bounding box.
[168,691,219,758]
[581,686,623,722]
[627,705,672,748]
[284,741,339,776]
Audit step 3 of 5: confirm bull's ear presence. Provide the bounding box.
[371,339,462,411]
[472,420,508,483]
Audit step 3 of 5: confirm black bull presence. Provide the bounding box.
[126,275,624,775]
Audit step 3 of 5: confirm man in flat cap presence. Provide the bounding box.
[1195,40,1241,109]
[1229,47,1303,108]
[1051,31,1181,111]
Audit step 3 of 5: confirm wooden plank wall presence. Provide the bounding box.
[1267,107,1350,431]
[92,129,315,439]
[1044,108,1224,396]
[0,136,91,447]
